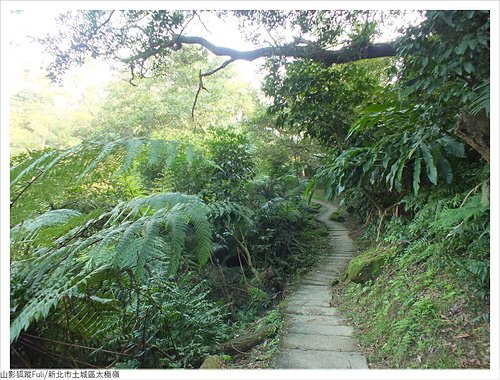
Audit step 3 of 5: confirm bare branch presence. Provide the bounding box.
[194,11,211,34]
[175,11,197,43]
[263,24,279,46]
[22,333,135,357]
[202,58,235,77]
[191,58,235,119]
[11,170,45,208]
[191,70,208,119]
[90,10,115,39]
[126,64,137,86]
[118,26,396,119]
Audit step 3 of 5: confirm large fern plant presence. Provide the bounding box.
[11,192,212,344]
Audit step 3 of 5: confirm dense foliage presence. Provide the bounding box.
[335,180,489,368]
[262,9,490,368]
[10,116,328,369]
[9,8,490,370]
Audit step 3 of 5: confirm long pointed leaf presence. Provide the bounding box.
[413,154,422,195]
[421,145,437,185]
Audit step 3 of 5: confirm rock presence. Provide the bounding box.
[199,355,223,369]
[306,206,321,213]
[329,211,346,222]
[309,202,322,210]
[347,249,387,283]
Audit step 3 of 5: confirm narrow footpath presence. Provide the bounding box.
[272,199,368,369]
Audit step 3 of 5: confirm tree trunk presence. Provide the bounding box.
[455,108,490,163]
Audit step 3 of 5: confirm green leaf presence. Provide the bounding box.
[421,145,437,185]
[117,139,146,175]
[148,139,168,166]
[370,166,381,185]
[165,141,180,168]
[386,159,400,191]
[454,40,468,55]
[436,152,453,184]
[89,296,115,304]
[78,141,121,181]
[413,155,421,195]
[395,157,406,192]
[185,145,195,166]
[362,103,394,114]
[469,79,490,117]
[464,62,474,74]
[10,153,47,184]
[439,136,465,158]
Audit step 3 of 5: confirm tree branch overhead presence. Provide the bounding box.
[123,34,396,67]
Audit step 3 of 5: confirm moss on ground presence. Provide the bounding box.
[333,245,489,368]
[329,211,346,222]
[346,246,396,283]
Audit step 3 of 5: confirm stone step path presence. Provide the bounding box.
[272,199,368,369]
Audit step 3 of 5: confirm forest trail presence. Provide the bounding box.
[272,199,368,369]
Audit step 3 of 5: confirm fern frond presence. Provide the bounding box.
[148,139,168,166]
[77,140,123,180]
[184,203,212,268]
[431,193,488,231]
[135,215,165,280]
[163,206,189,275]
[114,218,147,268]
[117,139,147,175]
[59,300,120,341]
[11,257,112,342]
[11,140,201,203]
[10,192,214,344]
[14,209,82,233]
[207,200,254,225]
[469,79,490,117]
[165,141,180,168]
[185,144,196,166]
[112,192,198,220]
[10,150,60,186]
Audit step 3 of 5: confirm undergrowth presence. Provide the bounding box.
[10,134,331,369]
[333,182,490,368]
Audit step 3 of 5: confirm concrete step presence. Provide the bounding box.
[303,271,338,279]
[286,323,353,336]
[287,291,332,304]
[273,349,368,369]
[293,284,333,292]
[273,199,368,369]
[285,314,346,327]
[283,305,339,316]
[281,333,359,352]
[301,279,334,286]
